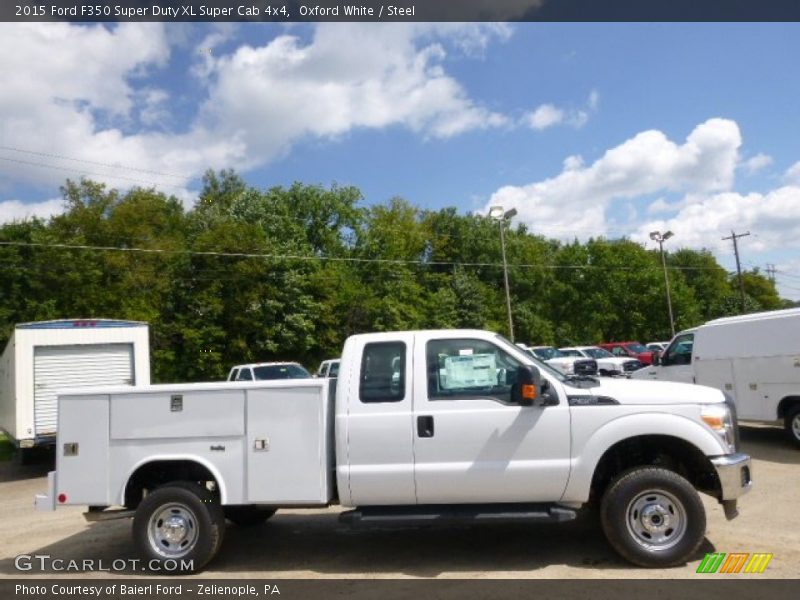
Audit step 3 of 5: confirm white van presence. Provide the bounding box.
[632,308,800,446]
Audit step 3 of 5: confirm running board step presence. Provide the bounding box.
[339,503,576,528]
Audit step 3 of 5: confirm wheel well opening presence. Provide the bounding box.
[589,435,720,503]
[124,460,219,509]
[777,396,800,420]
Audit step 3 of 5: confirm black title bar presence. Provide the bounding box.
[4,0,800,22]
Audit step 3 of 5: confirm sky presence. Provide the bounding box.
[1,22,800,299]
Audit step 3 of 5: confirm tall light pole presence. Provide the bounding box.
[650,230,675,338]
[489,205,517,341]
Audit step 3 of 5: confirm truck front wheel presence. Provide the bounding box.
[784,405,800,448]
[133,482,225,573]
[600,467,706,567]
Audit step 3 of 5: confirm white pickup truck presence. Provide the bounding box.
[36,329,751,572]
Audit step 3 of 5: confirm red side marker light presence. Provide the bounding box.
[57,493,67,504]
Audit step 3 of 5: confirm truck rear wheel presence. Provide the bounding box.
[133,482,225,573]
[784,405,800,448]
[600,467,705,567]
[224,505,277,527]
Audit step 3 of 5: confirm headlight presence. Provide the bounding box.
[701,404,736,453]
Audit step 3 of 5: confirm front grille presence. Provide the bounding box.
[623,360,643,372]
[574,359,598,376]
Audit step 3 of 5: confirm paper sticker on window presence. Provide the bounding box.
[443,353,496,389]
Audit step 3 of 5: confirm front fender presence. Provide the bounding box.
[562,411,726,503]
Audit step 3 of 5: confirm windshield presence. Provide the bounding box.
[584,347,613,358]
[494,335,566,382]
[560,349,583,357]
[626,342,648,353]
[531,347,563,360]
[253,364,311,380]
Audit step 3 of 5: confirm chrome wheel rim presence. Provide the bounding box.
[792,413,800,441]
[626,489,687,551]
[147,502,199,558]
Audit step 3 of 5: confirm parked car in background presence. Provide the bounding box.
[559,346,643,377]
[632,308,800,446]
[647,341,669,353]
[517,344,598,376]
[316,359,340,378]
[599,341,655,365]
[228,362,311,381]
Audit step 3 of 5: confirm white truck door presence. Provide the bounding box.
[635,332,695,383]
[411,334,571,504]
[343,334,417,505]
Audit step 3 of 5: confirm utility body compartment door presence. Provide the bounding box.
[412,333,572,503]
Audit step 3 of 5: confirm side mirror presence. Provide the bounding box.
[652,353,661,366]
[514,365,542,407]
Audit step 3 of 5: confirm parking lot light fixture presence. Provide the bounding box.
[649,230,676,338]
[489,205,517,342]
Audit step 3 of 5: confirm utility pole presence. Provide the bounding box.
[722,230,750,312]
[766,264,776,284]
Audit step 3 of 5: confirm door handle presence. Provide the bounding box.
[417,415,434,438]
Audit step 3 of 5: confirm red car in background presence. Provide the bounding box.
[598,341,656,365]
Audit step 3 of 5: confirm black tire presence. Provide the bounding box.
[600,467,706,568]
[133,482,225,573]
[224,505,277,527]
[784,405,800,448]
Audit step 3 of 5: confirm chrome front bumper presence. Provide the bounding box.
[711,453,752,520]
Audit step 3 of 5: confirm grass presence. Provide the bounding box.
[0,432,14,461]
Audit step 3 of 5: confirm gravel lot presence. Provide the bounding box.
[1,425,797,579]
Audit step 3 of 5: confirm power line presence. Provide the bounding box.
[0,146,190,180]
[0,156,187,191]
[0,239,745,272]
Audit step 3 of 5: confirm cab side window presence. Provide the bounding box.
[237,368,253,381]
[426,338,522,404]
[611,347,627,357]
[664,333,694,366]
[360,342,406,403]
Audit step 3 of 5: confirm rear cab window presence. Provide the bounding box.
[359,342,406,403]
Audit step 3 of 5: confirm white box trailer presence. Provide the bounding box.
[0,319,150,456]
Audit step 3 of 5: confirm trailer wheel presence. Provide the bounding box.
[785,405,800,448]
[133,482,225,573]
[600,467,706,567]
[224,505,277,527]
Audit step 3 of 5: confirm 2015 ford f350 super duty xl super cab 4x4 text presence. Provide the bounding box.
[35,330,752,572]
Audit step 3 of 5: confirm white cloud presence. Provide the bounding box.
[0,198,64,223]
[525,104,564,130]
[786,161,800,183]
[632,185,800,254]
[0,22,511,205]
[742,153,773,174]
[522,89,599,131]
[196,23,511,166]
[485,118,742,237]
